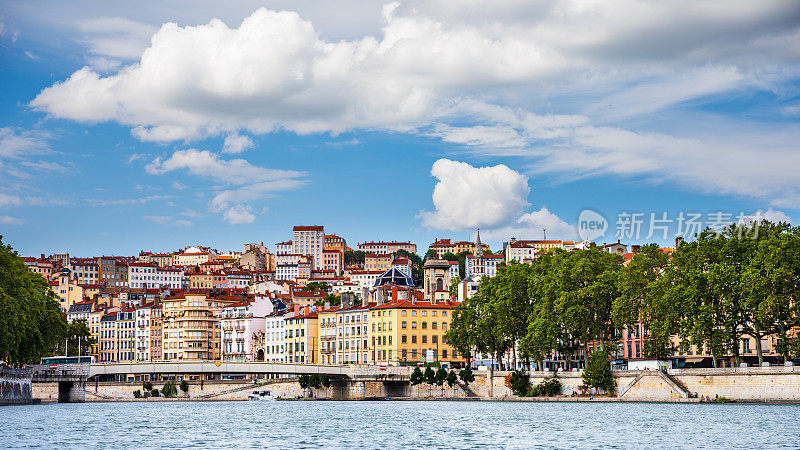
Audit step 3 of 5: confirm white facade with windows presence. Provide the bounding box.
[127,263,184,289]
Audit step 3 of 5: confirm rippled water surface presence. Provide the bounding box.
[3,400,800,448]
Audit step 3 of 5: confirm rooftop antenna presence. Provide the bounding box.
[543,228,547,240]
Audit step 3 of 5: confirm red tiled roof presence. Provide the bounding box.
[371,300,460,310]
[293,226,324,231]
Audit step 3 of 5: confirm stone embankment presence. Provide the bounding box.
[1,366,34,405]
[31,366,800,403]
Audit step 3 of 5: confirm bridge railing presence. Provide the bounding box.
[0,366,33,379]
[32,363,90,380]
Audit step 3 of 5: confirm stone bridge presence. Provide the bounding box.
[32,363,90,402]
[34,362,413,402]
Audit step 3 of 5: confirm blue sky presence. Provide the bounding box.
[1,1,799,257]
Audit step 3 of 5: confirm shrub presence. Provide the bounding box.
[716,396,729,403]
[446,370,457,388]
[424,367,436,385]
[298,374,310,389]
[459,367,475,387]
[538,375,562,397]
[435,367,447,386]
[150,388,160,397]
[133,390,141,398]
[161,381,178,398]
[309,374,322,389]
[319,375,331,388]
[582,351,616,394]
[507,371,531,397]
[143,381,153,391]
[180,379,189,393]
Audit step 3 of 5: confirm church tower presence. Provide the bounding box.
[472,229,485,277]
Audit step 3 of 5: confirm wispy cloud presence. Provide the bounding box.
[143,215,192,226]
[86,195,173,207]
[0,215,25,225]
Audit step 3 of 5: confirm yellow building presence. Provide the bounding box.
[161,292,240,361]
[50,268,85,311]
[364,253,392,272]
[285,310,319,364]
[428,239,489,258]
[369,297,464,367]
[317,308,339,365]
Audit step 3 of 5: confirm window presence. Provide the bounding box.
[412,349,417,359]
[422,335,427,344]
[442,349,447,358]
[442,311,447,317]
[431,322,437,330]
[401,335,407,343]
[411,335,417,344]
[411,321,417,329]
[432,335,438,344]
[402,310,407,316]
[402,349,407,358]
[412,310,417,317]
[401,321,407,329]
[442,323,447,330]
[422,322,427,329]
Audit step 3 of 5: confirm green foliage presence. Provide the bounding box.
[459,367,475,387]
[143,381,153,391]
[308,374,322,389]
[303,281,331,292]
[150,389,160,397]
[423,249,438,261]
[314,293,341,306]
[410,367,424,385]
[298,374,310,389]
[161,381,178,398]
[133,390,141,398]
[0,236,68,363]
[344,251,367,267]
[506,371,531,396]
[446,370,457,388]
[319,375,331,388]
[435,367,447,386]
[582,351,615,394]
[395,249,424,287]
[424,367,436,385]
[716,396,729,403]
[536,375,562,396]
[449,276,461,299]
[180,379,189,393]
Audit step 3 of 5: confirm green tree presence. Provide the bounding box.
[344,250,367,267]
[445,300,478,367]
[459,367,475,389]
[395,249,424,287]
[582,351,615,394]
[424,367,436,385]
[133,390,141,398]
[65,319,96,356]
[298,374,310,389]
[423,249,438,261]
[0,236,67,363]
[314,293,341,307]
[613,244,674,359]
[410,367,424,385]
[319,375,331,388]
[180,379,189,394]
[506,370,530,396]
[161,381,178,398]
[446,370,457,389]
[143,381,153,391]
[309,374,322,389]
[435,367,447,394]
[303,281,331,292]
[448,276,462,299]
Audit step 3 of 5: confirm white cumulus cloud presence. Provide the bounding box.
[222,204,255,224]
[222,132,254,153]
[419,159,530,230]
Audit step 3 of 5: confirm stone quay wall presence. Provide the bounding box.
[31,366,800,402]
[1,367,34,405]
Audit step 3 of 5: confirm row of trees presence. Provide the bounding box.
[0,236,93,364]
[446,222,800,369]
[410,366,474,396]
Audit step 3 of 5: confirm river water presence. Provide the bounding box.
[2,400,799,448]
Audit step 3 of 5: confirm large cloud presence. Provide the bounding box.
[419,159,530,230]
[26,2,800,208]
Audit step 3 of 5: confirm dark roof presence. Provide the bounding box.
[67,302,93,314]
[373,267,414,288]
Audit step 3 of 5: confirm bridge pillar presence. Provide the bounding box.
[58,381,86,403]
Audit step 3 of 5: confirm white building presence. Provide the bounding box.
[292,225,324,270]
[66,301,93,323]
[173,246,216,267]
[466,254,503,278]
[391,257,412,278]
[220,296,273,362]
[275,241,292,255]
[264,312,291,363]
[503,239,577,263]
[275,263,299,281]
[127,262,185,289]
[134,304,153,362]
[448,260,460,280]
[349,270,383,290]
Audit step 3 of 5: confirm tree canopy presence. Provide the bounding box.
[0,236,67,364]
